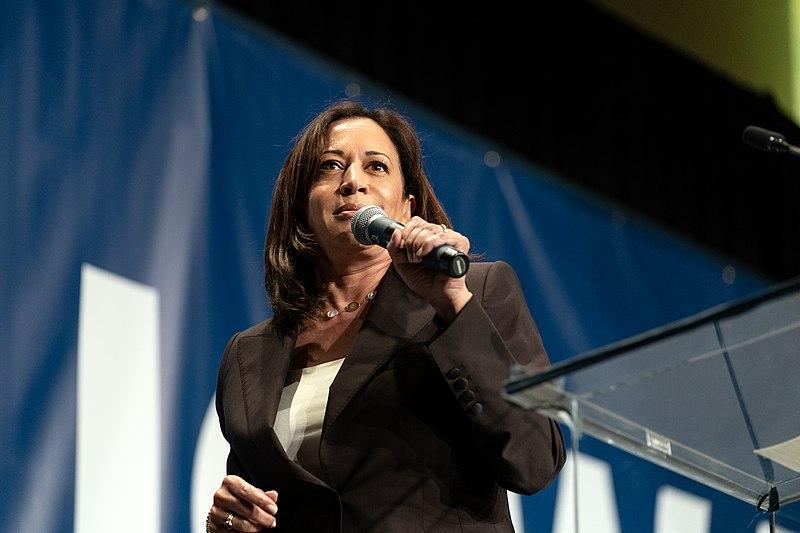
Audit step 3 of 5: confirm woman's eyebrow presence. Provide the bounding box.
[321,149,391,160]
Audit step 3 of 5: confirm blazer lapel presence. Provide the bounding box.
[322,265,436,436]
[237,328,333,488]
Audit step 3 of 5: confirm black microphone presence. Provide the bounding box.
[351,205,469,278]
[742,125,800,157]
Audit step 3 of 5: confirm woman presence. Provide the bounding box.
[207,100,565,532]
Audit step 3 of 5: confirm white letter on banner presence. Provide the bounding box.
[654,485,711,533]
[553,451,621,533]
[75,264,160,533]
[756,521,798,533]
[508,490,525,532]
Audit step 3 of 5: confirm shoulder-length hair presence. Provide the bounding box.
[264,100,452,338]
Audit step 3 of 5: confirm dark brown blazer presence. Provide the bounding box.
[215,261,566,532]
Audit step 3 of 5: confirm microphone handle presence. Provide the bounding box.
[422,244,470,278]
[373,220,469,278]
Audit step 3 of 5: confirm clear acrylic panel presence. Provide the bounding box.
[505,278,800,520]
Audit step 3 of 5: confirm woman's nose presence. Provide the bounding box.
[339,165,368,195]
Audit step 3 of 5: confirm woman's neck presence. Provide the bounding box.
[314,251,392,306]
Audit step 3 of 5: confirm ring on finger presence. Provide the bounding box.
[224,513,235,530]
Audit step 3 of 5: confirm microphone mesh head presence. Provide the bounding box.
[351,205,386,244]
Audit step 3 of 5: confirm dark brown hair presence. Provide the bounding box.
[264,100,452,338]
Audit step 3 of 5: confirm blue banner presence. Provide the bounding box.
[2,1,792,532]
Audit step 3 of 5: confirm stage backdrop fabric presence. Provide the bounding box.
[2,1,789,532]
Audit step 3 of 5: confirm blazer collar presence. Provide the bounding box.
[361,264,438,339]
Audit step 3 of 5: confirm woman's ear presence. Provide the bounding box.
[405,194,416,218]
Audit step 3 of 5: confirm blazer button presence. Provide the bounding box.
[459,390,476,403]
[446,368,462,379]
[452,378,469,391]
[467,402,484,416]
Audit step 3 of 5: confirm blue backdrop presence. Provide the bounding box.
[2,1,793,532]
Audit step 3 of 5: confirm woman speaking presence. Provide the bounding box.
[207,100,566,532]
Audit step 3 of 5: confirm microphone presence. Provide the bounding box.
[742,125,800,157]
[351,205,469,278]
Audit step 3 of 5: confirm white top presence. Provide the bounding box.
[273,357,345,479]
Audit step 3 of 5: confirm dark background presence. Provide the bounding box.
[219,0,800,281]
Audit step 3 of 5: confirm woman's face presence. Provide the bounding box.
[306,117,415,253]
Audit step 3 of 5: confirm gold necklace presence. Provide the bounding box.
[323,289,378,319]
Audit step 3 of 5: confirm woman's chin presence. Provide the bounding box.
[321,232,379,253]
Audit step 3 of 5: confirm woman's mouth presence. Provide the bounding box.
[333,203,364,219]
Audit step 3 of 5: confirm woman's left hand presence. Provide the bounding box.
[386,216,473,324]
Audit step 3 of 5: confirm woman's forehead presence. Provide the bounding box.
[325,118,397,155]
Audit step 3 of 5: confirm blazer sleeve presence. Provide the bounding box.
[215,331,250,479]
[426,260,566,494]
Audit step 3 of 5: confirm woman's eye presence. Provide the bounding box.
[319,160,343,171]
[370,161,388,172]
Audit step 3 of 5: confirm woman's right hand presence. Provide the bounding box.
[208,475,278,531]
